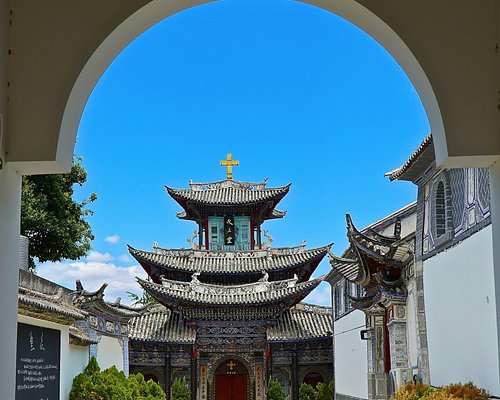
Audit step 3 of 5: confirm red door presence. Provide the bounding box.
[215,374,247,400]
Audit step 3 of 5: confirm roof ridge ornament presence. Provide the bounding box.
[220,153,239,180]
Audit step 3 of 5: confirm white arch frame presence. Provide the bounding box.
[59,0,445,171]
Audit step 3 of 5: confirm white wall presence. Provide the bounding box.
[335,310,368,399]
[424,225,500,394]
[97,335,124,371]
[18,315,89,400]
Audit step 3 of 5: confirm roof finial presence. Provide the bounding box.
[220,153,239,180]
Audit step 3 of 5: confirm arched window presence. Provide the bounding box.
[435,181,446,237]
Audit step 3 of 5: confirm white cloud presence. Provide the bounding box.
[86,251,113,262]
[105,234,120,244]
[37,260,147,305]
[304,283,331,306]
[119,254,132,263]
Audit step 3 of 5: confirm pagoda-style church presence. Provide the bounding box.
[127,155,333,400]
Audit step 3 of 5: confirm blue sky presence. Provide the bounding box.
[38,0,429,305]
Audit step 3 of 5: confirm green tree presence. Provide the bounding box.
[299,383,317,400]
[316,381,334,400]
[268,377,286,400]
[70,357,166,400]
[21,156,96,269]
[171,377,190,400]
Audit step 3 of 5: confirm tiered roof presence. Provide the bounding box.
[267,303,332,341]
[129,303,332,344]
[129,244,330,283]
[129,305,196,344]
[167,179,289,222]
[137,275,323,320]
[132,172,330,344]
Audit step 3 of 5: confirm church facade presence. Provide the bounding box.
[127,155,333,400]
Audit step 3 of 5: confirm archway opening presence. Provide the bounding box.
[215,359,249,400]
[143,373,160,384]
[303,372,324,389]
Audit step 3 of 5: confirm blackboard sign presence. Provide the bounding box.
[16,322,60,400]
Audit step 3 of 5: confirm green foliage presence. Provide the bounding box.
[84,356,100,375]
[316,381,334,400]
[299,381,334,400]
[391,382,435,400]
[268,377,286,400]
[21,156,96,269]
[299,383,317,400]
[391,382,489,400]
[70,357,166,400]
[171,377,190,400]
[127,277,158,306]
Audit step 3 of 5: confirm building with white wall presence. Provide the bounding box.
[328,134,499,400]
[326,203,418,400]
[388,134,499,395]
[16,268,143,399]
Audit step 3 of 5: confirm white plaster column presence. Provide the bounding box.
[489,164,500,393]
[0,165,22,400]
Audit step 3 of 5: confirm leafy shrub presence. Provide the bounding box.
[391,382,435,400]
[268,377,286,400]
[69,356,166,400]
[391,382,489,400]
[171,376,190,400]
[316,381,334,400]
[426,382,489,400]
[299,383,317,400]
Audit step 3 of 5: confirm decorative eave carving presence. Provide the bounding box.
[72,280,147,320]
[188,179,268,191]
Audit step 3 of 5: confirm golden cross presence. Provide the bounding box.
[227,360,236,370]
[220,153,239,180]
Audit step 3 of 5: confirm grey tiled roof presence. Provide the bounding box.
[128,303,332,343]
[138,276,324,306]
[129,245,330,275]
[18,288,87,324]
[72,281,147,319]
[328,251,360,282]
[166,180,291,205]
[129,305,196,343]
[328,214,414,284]
[346,214,413,268]
[385,133,434,182]
[69,326,99,346]
[268,303,332,341]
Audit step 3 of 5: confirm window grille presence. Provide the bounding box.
[435,181,446,237]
